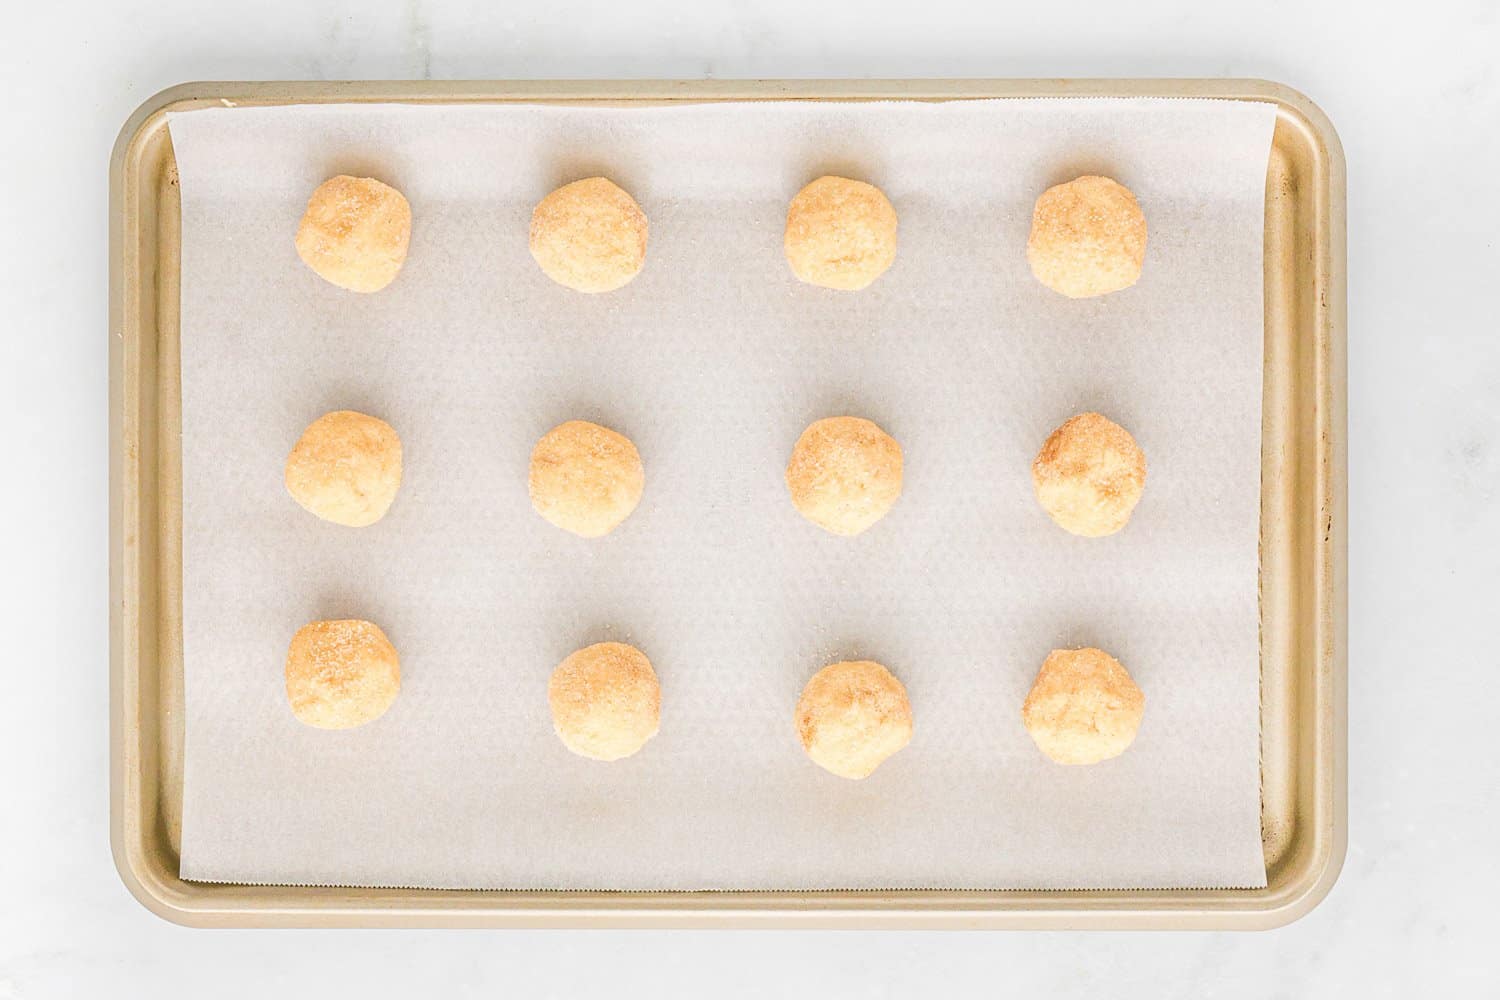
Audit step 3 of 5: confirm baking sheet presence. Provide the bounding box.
[169,98,1275,891]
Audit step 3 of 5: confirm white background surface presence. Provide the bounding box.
[1,0,1496,995]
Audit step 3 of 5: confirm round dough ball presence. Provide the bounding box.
[785,416,903,536]
[284,410,403,528]
[1022,647,1144,765]
[294,175,412,293]
[528,420,645,538]
[1031,412,1146,537]
[784,176,898,291]
[1027,175,1146,298]
[529,177,648,293]
[285,619,401,730]
[549,642,661,761]
[795,660,913,780]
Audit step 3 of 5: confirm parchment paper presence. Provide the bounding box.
[170,98,1274,890]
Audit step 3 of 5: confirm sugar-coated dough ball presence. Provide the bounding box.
[294,175,412,293]
[529,177,648,293]
[784,176,898,291]
[1031,412,1146,537]
[285,619,401,730]
[1027,175,1146,298]
[785,416,903,536]
[1022,647,1144,765]
[285,410,403,527]
[795,660,913,780]
[549,642,661,761]
[528,420,645,538]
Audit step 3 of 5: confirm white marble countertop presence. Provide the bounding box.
[3,0,1495,995]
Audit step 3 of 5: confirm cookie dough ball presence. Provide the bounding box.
[529,177,648,293]
[1031,412,1146,537]
[294,175,412,293]
[785,416,903,536]
[549,642,661,761]
[795,660,913,780]
[528,420,644,538]
[1022,647,1144,765]
[285,619,401,730]
[284,410,403,528]
[1027,175,1146,298]
[784,176,898,291]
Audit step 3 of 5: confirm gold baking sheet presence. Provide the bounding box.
[108,79,1345,929]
